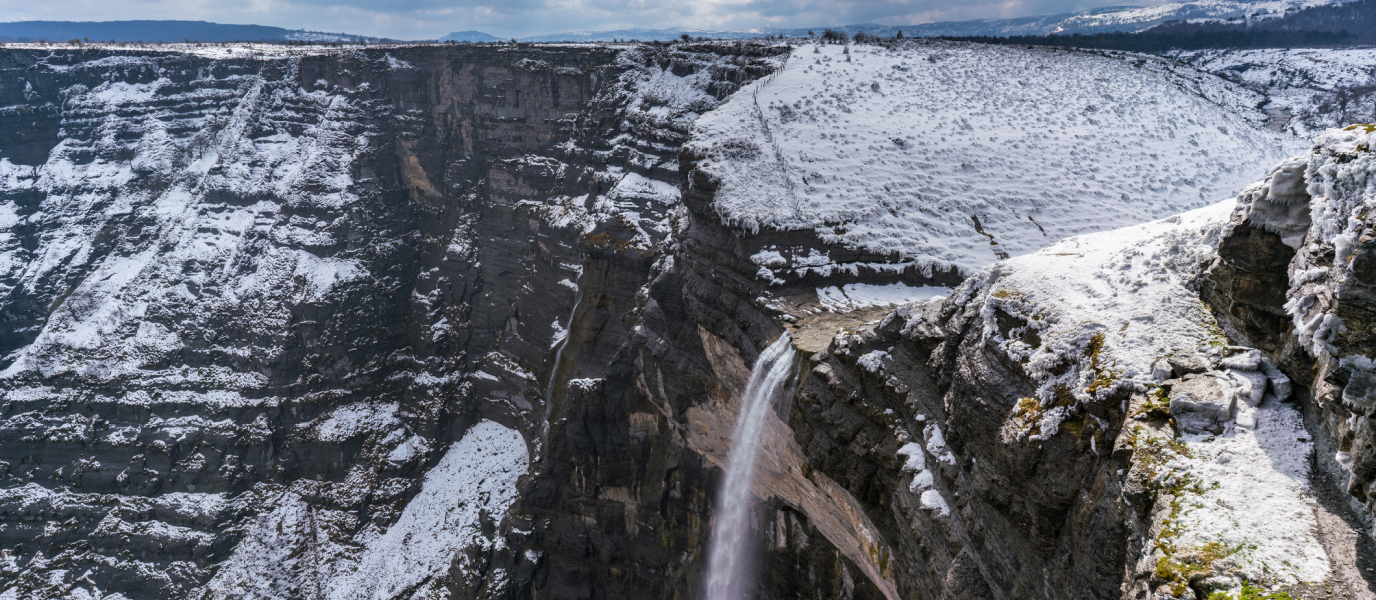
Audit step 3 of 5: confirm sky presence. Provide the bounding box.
[0,0,1180,40]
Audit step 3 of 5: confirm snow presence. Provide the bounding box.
[309,402,401,442]
[386,435,430,464]
[331,420,528,599]
[526,46,777,250]
[940,198,1238,430]
[1305,126,1376,248]
[0,484,230,595]
[923,422,957,466]
[607,171,681,205]
[1280,125,1375,356]
[1173,47,1376,136]
[568,378,601,391]
[690,42,1297,277]
[203,420,529,600]
[614,46,727,131]
[522,167,680,249]
[857,350,889,373]
[896,442,925,473]
[919,490,951,516]
[550,318,569,349]
[817,283,950,310]
[384,53,414,70]
[897,441,938,498]
[1167,400,1330,586]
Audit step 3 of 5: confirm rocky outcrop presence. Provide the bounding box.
[1207,125,1376,542]
[650,120,1376,600]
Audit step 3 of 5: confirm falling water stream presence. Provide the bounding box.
[545,278,585,414]
[704,334,797,600]
[539,275,585,457]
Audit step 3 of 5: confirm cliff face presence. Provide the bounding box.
[1,40,1373,600]
[0,43,788,598]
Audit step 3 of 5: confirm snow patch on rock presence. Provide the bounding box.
[202,420,529,599]
[817,282,950,311]
[334,420,528,599]
[944,199,1237,441]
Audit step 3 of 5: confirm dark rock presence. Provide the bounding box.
[1200,222,1297,353]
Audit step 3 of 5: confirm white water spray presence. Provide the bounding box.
[705,334,797,600]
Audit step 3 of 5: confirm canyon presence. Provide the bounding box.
[0,39,1372,600]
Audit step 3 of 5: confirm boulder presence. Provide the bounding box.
[1220,348,1261,371]
[1227,369,1268,407]
[1259,357,1292,401]
[1169,374,1237,434]
[1166,353,1211,377]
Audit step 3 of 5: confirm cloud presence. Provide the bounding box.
[0,0,1178,39]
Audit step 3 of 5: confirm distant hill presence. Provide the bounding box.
[0,20,385,43]
[519,28,743,42]
[440,30,503,42]
[942,0,1376,50]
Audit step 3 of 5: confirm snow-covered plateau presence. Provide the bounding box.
[689,41,1300,281]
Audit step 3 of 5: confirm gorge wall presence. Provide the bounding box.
[0,40,1373,600]
[0,42,792,598]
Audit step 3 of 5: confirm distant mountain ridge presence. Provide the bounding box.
[484,0,1351,41]
[943,0,1376,51]
[440,30,503,42]
[0,20,387,43]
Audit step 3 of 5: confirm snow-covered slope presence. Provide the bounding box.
[688,41,1298,279]
[1045,0,1345,34]
[1173,47,1376,137]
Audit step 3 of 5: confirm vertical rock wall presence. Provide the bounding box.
[0,43,792,598]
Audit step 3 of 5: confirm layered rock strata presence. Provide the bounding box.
[0,42,787,598]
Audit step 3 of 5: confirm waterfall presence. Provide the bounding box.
[545,280,584,414]
[705,334,797,600]
[539,277,585,458]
